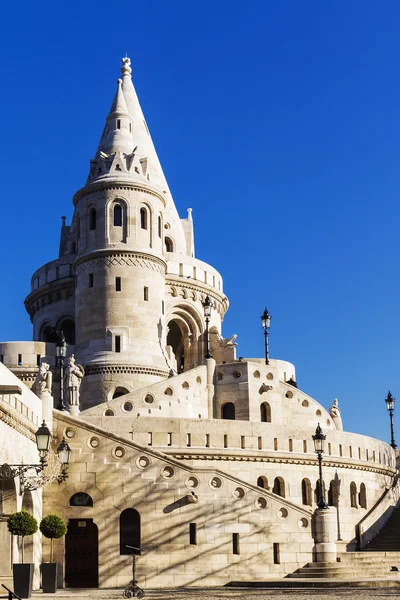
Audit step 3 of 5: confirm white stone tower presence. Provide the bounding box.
[25,58,228,410]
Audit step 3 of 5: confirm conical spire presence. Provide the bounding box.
[109,77,129,116]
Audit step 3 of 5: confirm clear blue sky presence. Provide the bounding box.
[1,1,399,444]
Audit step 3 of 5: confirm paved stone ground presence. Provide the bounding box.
[33,587,400,600]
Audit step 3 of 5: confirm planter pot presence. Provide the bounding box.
[41,563,58,593]
[13,564,34,598]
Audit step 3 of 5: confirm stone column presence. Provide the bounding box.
[313,508,337,563]
[205,358,216,419]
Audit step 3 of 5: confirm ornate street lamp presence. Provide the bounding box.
[385,391,397,449]
[56,439,71,484]
[312,423,329,509]
[203,295,214,359]
[260,308,272,365]
[0,421,52,494]
[56,330,67,411]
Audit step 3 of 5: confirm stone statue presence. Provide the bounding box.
[34,362,52,397]
[64,354,84,408]
[329,398,343,431]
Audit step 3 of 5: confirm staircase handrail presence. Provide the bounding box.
[356,477,400,549]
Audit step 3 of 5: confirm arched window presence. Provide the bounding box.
[114,205,122,226]
[222,402,235,420]
[89,208,97,231]
[350,482,358,507]
[158,215,162,238]
[120,508,141,555]
[113,387,129,399]
[104,409,115,416]
[257,476,269,489]
[260,402,271,423]
[140,207,147,230]
[165,237,173,252]
[70,492,93,507]
[301,478,312,506]
[359,483,367,509]
[272,477,285,497]
[40,324,56,343]
[58,319,75,345]
[328,480,339,507]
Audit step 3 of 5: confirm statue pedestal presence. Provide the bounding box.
[70,405,80,418]
[313,508,337,563]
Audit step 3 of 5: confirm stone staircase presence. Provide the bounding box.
[364,507,400,551]
[288,553,400,579]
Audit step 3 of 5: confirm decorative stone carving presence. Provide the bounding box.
[329,398,343,431]
[34,362,52,397]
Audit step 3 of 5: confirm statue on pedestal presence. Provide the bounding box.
[63,355,84,408]
[329,398,343,431]
[34,362,53,397]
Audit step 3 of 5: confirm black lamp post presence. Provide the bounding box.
[203,295,214,359]
[260,308,271,365]
[312,423,329,509]
[57,438,71,484]
[56,330,67,410]
[385,391,397,449]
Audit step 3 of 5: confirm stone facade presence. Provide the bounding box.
[0,56,399,589]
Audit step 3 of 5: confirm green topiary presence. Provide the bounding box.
[7,510,38,563]
[39,514,67,562]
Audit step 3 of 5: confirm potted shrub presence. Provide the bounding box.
[7,510,38,598]
[39,514,67,593]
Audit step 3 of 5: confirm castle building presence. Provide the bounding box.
[0,57,399,589]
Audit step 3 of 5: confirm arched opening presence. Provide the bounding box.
[120,508,141,555]
[58,319,75,345]
[114,204,122,226]
[257,476,269,490]
[158,215,162,238]
[70,492,93,507]
[272,477,285,497]
[112,387,129,399]
[221,402,235,420]
[301,478,312,506]
[65,519,98,587]
[89,208,96,231]
[328,480,339,507]
[167,320,185,372]
[40,324,57,343]
[359,483,367,509]
[350,482,358,508]
[165,237,174,252]
[260,402,271,423]
[140,207,148,230]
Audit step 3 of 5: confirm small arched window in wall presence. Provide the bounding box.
[350,482,358,508]
[89,208,97,231]
[120,508,141,555]
[140,207,148,230]
[260,402,271,423]
[70,492,93,507]
[359,483,367,509]
[301,478,312,506]
[221,402,235,420]
[58,319,76,345]
[272,477,285,498]
[113,387,129,399]
[40,324,57,343]
[257,476,269,490]
[114,204,122,226]
[165,237,174,252]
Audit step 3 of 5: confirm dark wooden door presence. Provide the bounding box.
[65,519,99,587]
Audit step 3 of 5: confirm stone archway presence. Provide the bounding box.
[167,320,185,372]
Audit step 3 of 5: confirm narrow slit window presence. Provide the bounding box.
[205,434,210,447]
[144,287,149,301]
[303,440,307,453]
[241,436,245,449]
[274,438,278,451]
[162,300,165,315]
[189,523,197,545]
[89,208,96,231]
[186,433,191,447]
[158,215,162,238]
[148,433,152,446]
[232,533,240,555]
[258,436,262,450]
[36,354,41,367]
[89,273,94,288]
[115,335,121,353]
[117,119,121,129]
[114,205,122,226]
[167,433,172,447]
[289,439,293,452]
[140,207,147,230]
[116,277,121,291]
[224,434,228,448]
[0,355,3,363]
[18,354,22,366]
[273,543,280,564]
[339,444,343,457]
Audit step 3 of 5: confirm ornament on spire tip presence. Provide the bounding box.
[121,56,132,77]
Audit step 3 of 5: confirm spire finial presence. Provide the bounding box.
[121,56,132,77]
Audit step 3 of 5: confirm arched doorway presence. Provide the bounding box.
[260,402,271,422]
[65,519,98,587]
[221,402,235,420]
[167,320,185,372]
